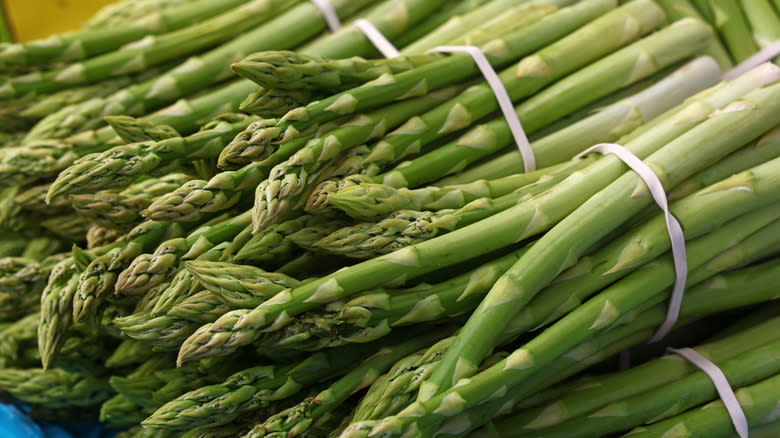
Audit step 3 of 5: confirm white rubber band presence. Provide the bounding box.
[575,143,687,342]
[668,347,749,438]
[723,40,780,80]
[428,45,536,173]
[310,0,341,33]
[354,19,401,59]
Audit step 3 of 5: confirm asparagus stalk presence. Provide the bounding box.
[239,87,319,119]
[232,51,436,93]
[266,246,530,352]
[175,69,780,365]
[237,0,619,156]
[150,242,228,315]
[0,0,303,98]
[105,115,180,143]
[82,0,201,30]
[740,0,780,50]
[47,115,256,198]
[72,220,187,324]
[708,0,760,63]
[623,374,780,438]
[37,257,80,370]
[0,0,249,67]
[654,0,733,71]
[101,394,154,428]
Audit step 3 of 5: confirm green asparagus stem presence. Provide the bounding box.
[654,0,733,71]
[623,373,780,438]
[101,394,153,428]
[0,0,248,67]
[150,242,228,315]
[257,246,531,352]
[239,87,319,119]
[420,77,780,401]
[709,0,760,62]
[507,334,780,438]
[86,226,126,250]
[494,314,780,433]
[232,52,435,93]
[740,0,780,51]
[234,214,350,265]
[69,173,195,229]
[174,69,780,366]
[105,115,181,144]
[0,0,302,98]
[105,339,156,368]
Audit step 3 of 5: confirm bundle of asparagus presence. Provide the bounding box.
[1,0,779,436]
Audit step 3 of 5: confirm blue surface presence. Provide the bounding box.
[0,404,117,438]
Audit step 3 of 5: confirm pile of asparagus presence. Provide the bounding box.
[1,0,779,436]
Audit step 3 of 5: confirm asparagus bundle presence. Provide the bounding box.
[4,0,780,436]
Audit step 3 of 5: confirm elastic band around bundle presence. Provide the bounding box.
[723,40,780,80]
[428,45,535,173]
[354,19,401,59]
[310,0,342,33]
[668,347,749,438]
[574,143,686,342]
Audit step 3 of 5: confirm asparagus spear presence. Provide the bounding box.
[101,394,153,428]
[114,211,251,296]
[0,367,113,408]
[69,173,195,229]
[175,70,780,365]
[105,338,156,368]
[150,242,228,315]
[239,87,319,119]
[233,214,350,265]
[0,0,248,67]
[86,225,126,250]
[37,257,80,370]
[624,374,780,438]
[105,115,180,143]
[83,0,201,30]
[234,0,619,159]
[72,220,187,324]
[185,261,303,309]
